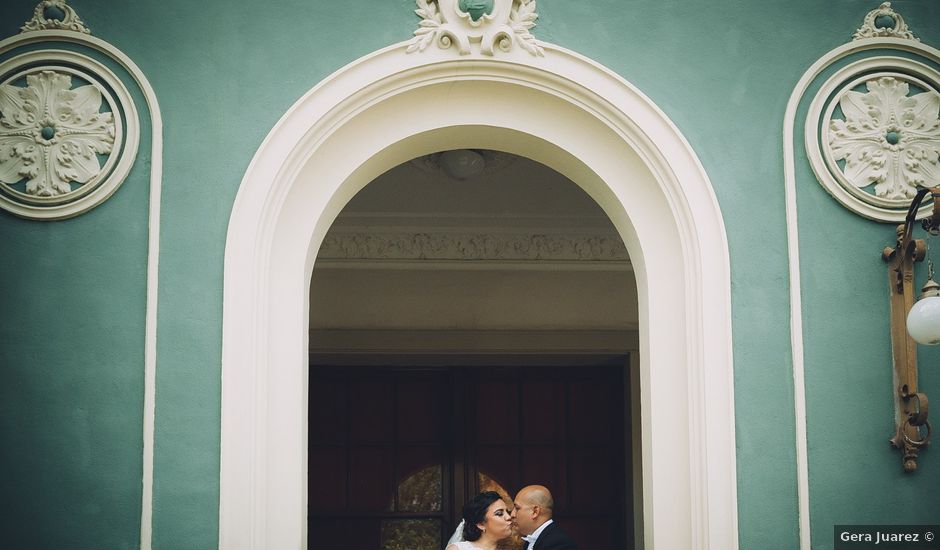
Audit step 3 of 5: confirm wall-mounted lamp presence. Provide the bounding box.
[882,186,936,472]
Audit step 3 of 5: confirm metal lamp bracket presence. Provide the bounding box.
[882,187,938,472]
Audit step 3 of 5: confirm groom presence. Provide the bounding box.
[511,485,578,550]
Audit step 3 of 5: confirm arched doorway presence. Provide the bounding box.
[307,151,639,548]
[220,43,737,549]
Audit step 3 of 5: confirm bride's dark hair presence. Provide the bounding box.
[461,491,503,541]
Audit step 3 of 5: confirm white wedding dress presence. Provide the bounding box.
[445,520,474,549]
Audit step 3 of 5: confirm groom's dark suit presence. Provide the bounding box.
[524,521,577,550]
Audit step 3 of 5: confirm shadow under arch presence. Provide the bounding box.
[220,43,737,549]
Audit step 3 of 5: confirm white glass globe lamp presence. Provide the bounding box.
[907,277,940,345]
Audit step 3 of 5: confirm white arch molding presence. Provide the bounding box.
[220,42,737,549]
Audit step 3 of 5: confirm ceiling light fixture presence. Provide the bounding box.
[438,149,486,180]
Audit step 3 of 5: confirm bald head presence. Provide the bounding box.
[511,485,555,535]
[517,485,554,514]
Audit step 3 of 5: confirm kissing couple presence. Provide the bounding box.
[445,484,577,550]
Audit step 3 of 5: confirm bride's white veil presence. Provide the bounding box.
[445,519,466,547]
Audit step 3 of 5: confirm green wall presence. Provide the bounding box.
[793,45,940,549]
[0,36,153,548]
[0,1,938,549]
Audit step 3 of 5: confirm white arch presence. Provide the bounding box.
[220,42,736,549]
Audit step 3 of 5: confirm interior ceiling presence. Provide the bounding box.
[329,150,619,233]
[309,150,639,338]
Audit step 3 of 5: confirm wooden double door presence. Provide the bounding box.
[308,363,632,549]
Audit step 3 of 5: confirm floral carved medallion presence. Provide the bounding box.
[806,61,940,222]
[802,3,940,222]
[0,70,115,198]
[0,51,138,220]
[827,76,940,201]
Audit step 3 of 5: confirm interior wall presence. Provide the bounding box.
[310,268,637,331]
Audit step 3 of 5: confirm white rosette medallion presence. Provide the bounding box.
[0,50,139,220]
[806,60,940,222]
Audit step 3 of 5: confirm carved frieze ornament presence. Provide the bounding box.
[407,0,544,56]
[318,231,629,263]
[20,0,91,35]
[853,2,917,42]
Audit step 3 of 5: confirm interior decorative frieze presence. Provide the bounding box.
[852,2,917,42]
[407,0,544,56]
[21,0,90,35]
[318,230,628,263]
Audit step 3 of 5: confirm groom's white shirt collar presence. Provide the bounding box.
[522,519,553,548]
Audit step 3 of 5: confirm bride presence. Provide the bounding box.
[445,491,513,550]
